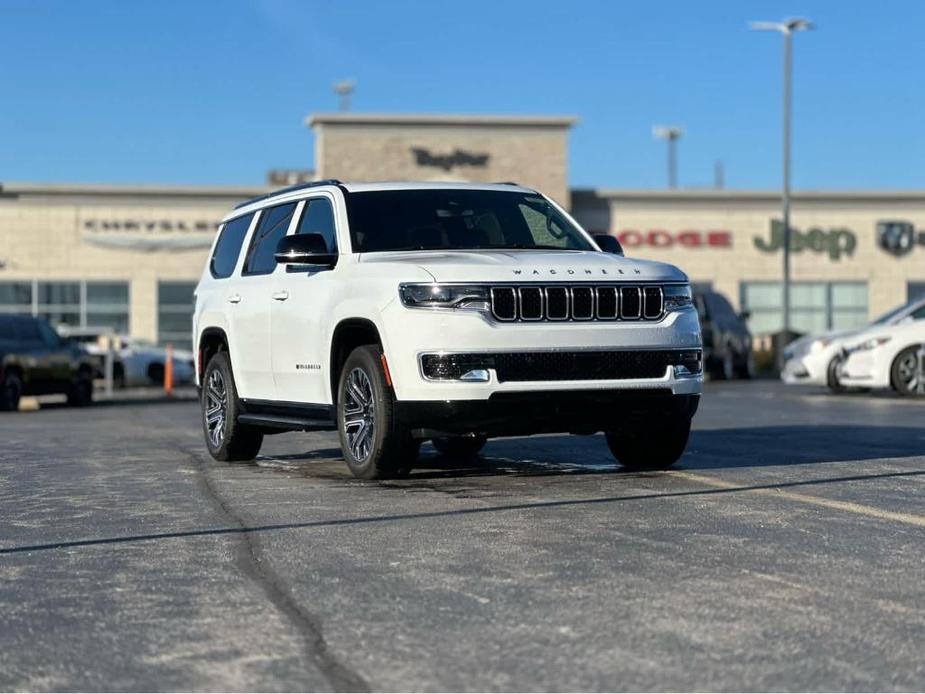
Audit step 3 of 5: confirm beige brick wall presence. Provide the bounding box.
[0,195,241,342]
[314,119,573,207]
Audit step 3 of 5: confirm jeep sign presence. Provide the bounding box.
[753,220,856,260]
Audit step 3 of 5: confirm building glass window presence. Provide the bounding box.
[158,281,196,350]
[907,282,925,302]
[0,280,129,333]
[0,282,33,314]
[740,281,868,335]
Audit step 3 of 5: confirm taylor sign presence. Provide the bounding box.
[616,229,733,248]
[411,147,490,171]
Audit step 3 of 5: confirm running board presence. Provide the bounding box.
[237,413,336,432]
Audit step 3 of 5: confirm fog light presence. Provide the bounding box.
[459,369,490,382]
[421,353,495,381]
[673,350,702,377]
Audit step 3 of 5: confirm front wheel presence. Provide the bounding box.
[201,352,263,461]
[67,370,94,407]
[606,418,692,471]
[891,347,925,396]
[337,345,419,479]
[826,355,848,393]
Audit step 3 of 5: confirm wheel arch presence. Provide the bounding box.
[329,318,383,406]
[198,327,230,381]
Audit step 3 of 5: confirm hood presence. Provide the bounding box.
[359,250,687,284]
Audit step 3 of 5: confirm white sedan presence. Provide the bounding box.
[782,296,925,391]
[58,328,195,387]
[839,321,925,396]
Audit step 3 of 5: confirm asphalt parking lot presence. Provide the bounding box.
[1,381,923,692]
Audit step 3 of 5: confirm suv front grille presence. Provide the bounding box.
[490,285,665,322]
[420,349,702,382]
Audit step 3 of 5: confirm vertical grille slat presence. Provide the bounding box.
[544,287,569,320]
[620,287,641,319]
[488,284,669,322]
[643,287,663,319]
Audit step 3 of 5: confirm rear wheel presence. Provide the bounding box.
[201,352,263,461]
[606,418,692,471]
[337,345,418,479]
[432,435,487,459]
[890,347,924,396]
[0,371,22,412]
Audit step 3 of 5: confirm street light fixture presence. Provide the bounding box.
[750,17,813,336]
[653,126,683,189]
[333,79,356,112]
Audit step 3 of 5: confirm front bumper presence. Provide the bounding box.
[395,390,700,438]
[381,303,703,401]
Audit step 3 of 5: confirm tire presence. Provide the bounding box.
[605,417,692,471]
[890,347,924,397]
[201,352,264,461]
[67,370,94,407]
[432,435,487,459]
[735,353,755,380]
[0,371,23,412]
[826,355,848,393]
[148,362,165,385]
[336,344,419,479]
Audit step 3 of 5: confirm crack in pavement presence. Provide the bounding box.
[181,445,370,693]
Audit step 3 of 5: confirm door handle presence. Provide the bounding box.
[227,294,242,304]
[272,290,289,301]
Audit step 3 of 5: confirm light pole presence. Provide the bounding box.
[750,17,812,336]
[333,79,356,112]
[653,126,683,189]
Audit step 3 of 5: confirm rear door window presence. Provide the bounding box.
[244,203,297,275]
[210,212,255,279]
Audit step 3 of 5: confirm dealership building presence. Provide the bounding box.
[2,112,925,348]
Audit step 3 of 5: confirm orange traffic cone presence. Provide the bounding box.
[164,343,174,397]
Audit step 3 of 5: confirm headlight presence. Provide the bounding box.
[663,284,693,312]
[810,337,833,353]
[399,284,490,311]
[854,336,891,352]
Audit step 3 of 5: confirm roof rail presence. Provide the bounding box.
[234,179,343,209]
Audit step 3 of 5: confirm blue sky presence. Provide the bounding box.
[1,0,923,190]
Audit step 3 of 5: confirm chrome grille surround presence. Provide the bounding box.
[488,284,668,322]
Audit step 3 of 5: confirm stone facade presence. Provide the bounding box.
[309,114,575,207]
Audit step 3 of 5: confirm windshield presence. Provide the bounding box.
[345,189,595,253]
[872,298,924,325]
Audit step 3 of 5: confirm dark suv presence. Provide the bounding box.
[694,290,754,379]
[0,315,95,411]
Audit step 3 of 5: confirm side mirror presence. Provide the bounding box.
[275,233,337,267]
[593,233,624,256]
[739,310,752,321]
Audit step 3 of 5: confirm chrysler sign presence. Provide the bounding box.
[81,217,218,251]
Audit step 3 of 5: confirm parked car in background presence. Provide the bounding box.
[694,290,753,379]
[0,315,95,411]
[57,327,195,387]
[838,320,925,396]
[782,296,925,391]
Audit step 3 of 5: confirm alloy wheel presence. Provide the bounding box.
[205,369,227,448]
[896,352,922,394]
[343,367,376,461]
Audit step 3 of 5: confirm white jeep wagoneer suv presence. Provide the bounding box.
[194,181,702,478]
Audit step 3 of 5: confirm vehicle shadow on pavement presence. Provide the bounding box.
[682,425,925,470]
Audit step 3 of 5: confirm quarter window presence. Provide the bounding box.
[211,213,255,279]
[244,203,297,275]
[295,198,338,252]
